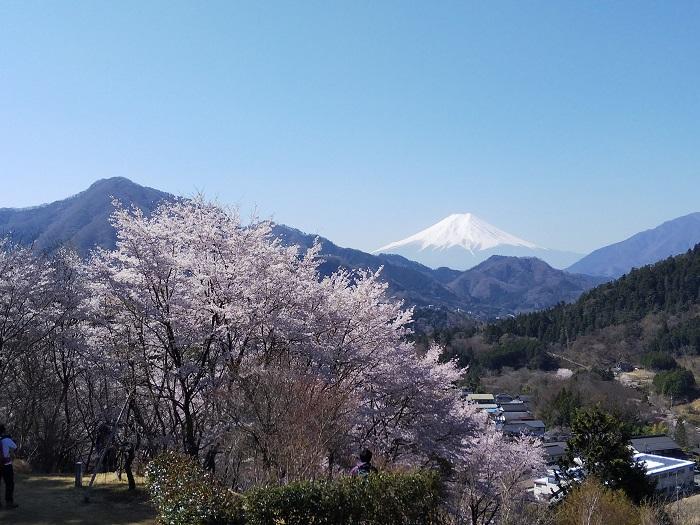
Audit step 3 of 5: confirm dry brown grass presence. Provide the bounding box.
[667,493,700,525]
[4,471,155,524]
[675,398,700,426]
[618,368,655,389]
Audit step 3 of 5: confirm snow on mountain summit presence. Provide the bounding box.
[375,213,539,254]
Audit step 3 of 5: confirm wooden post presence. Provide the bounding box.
[75,461,83,488]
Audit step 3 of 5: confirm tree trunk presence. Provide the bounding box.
[124,444,136,491]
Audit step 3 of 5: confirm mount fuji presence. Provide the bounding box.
[374,213,582,270]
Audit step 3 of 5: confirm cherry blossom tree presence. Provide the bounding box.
[450,416,546,525]
[0,198,548,508]
[0,239,55,380]
[0,243,101,470]
[86,198,476,486]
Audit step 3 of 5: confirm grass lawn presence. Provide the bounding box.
[4,471,156,525]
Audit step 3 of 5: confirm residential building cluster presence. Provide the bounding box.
[464,391,698,500]
[534,433,697,500]
[464,392,546,436]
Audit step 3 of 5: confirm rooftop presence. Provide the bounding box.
[630,435,682,453]
[466,393,495,402]
[474,403,499,410]
[634,453,694,475]
[498,411,534,422]
[500,402,529,412]
[502,420,545,432]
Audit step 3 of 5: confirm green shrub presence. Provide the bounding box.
[640,351,678,371]
[146,451,442,525]
[244,471,442,525]
[652,368,697,399]
[146,451,244,525]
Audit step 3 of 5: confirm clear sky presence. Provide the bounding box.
[1,1,698,254]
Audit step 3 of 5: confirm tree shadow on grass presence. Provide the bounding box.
[8,474,156,524]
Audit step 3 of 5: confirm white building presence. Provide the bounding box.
[533,453,695,500]
[635,453,695,497]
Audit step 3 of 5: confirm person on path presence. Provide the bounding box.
[350,449,378,477]
[0,424,17,509]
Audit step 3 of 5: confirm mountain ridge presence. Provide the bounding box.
[0,178,600,317]
[0,177,171,255]
[568,212,700,278]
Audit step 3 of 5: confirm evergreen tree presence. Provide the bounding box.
[557,406,655,504]
[542,388,581,428]
[674,418,688,449]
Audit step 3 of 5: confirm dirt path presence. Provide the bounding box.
[3,473,156,525]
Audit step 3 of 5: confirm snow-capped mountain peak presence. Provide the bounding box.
[375,213,538,254]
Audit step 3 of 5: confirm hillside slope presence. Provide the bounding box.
[491,244,700,344]
[0,177,171,255]
[446,256,605,316]
[271,224,465,309]
[568,212,700,278]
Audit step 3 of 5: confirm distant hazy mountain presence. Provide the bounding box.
[0,177,171,255]
[567,212,700,278]
[374,213,581,270]
[446,256,606,316]
[0,177,598,317]
[273,226,600,317]
[271,224,465,309]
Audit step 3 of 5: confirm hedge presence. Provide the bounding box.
[146,451,443,525]
[146,451,245,525]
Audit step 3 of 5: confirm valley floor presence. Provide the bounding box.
[4,472,155,525]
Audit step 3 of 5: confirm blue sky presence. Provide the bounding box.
[1,1,698,254]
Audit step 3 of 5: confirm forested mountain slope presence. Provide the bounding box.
[273,225,602,316]
[488,245,700,344]
[271,224,465,309]
[445,256,605,316]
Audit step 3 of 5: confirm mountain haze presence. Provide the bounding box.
[568,212,700,278]
[375,213,581,270]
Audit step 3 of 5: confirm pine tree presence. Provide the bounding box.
[557,406,655,504]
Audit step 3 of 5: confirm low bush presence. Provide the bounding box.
[640,352,678,371]
[147,451,442,525]
[146,451,245,525]
[653,368,696,399]
[555,477,648,525]
[245,470,442,525]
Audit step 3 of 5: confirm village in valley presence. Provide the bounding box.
[463,390,698,501]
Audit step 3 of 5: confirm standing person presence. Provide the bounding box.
[0,424,18,509]
[350,449,378,477]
